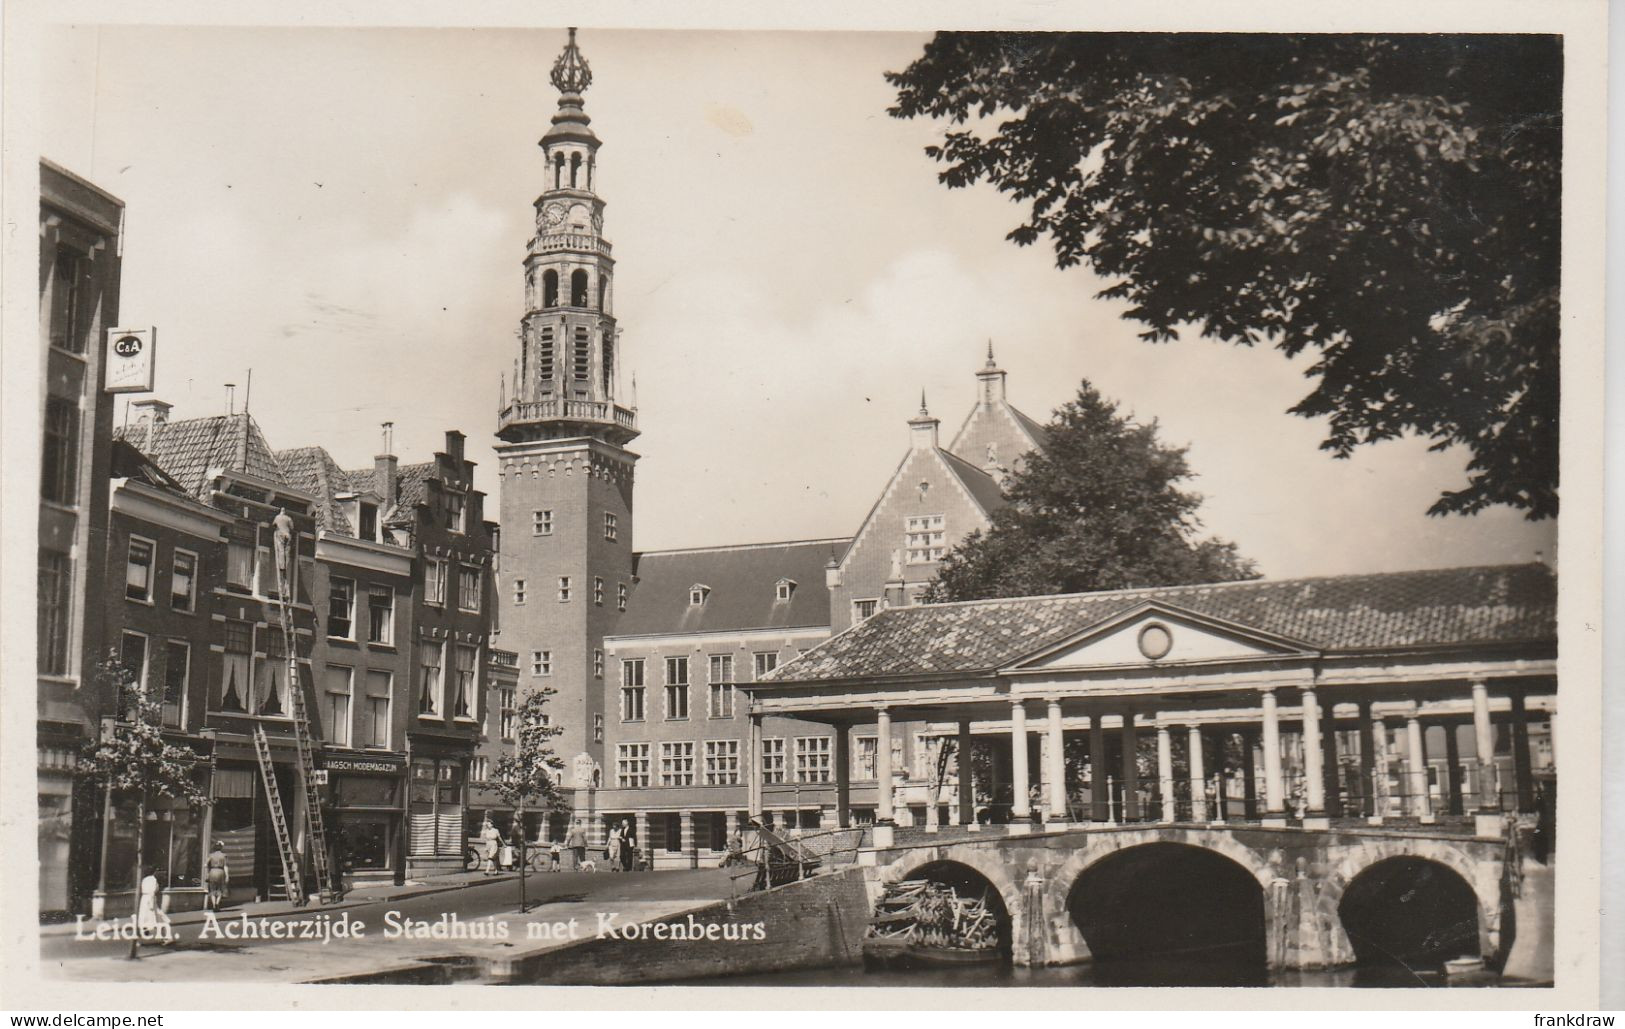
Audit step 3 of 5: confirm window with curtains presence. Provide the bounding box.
[418,640,442,716]
[364,670,391,748]
[458,565,481,613]
[219,620,252,712]
[255,626,288,716]
[453,645,477,719]
[328,578,355,639]
[170,550,197,612]
[225,521,256,591]
[425,558,447,605]
[367,585,394,644]
[125,538,154,603]
[162,640,189,727]
[325,665,352,747]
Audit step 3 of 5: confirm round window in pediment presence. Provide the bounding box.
[1137,622,1173,661]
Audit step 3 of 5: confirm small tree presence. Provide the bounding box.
[488,685,566,912]
[76,650,210,957]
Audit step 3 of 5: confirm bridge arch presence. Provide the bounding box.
[879,845,1026,954]
[1326,838,1501,959]
[1337,856,1481,972]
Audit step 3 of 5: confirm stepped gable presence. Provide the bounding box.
[114,413,287,498]
[769,563,1557,683]
[616,537,852,637]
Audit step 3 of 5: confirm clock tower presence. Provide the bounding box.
[496,28,637,808]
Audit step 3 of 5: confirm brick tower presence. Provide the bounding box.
[496,29,637,807]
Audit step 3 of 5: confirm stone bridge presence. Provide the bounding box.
[861,824,1511,970]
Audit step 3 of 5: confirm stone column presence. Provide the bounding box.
[1046,700,1067,823]
[1320,703,1343,818]
[1471,681,1497,811]
[1444,723,1465,816]
[1089,716,1108,823]
[1261,689,1286,822]
[1121,711,1140,822]
[1010,701,1031,825]
[1357,702,1377,817]
[1509,688,1535,812]
[1211,729,1230,823]
[1156,726,1175,823]
[680,810,695,869]
[1406,715,1432,821]
[1241,729,1259,819]
[875,707,894,824]
[1187,724,1207,822]
[1301,688,1326,823]
[747,713,764,820]
[957,718,976,829]
[834,722,852,828]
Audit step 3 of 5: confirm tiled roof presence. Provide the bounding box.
[939,449,1008,515]
[275,446,354,534]
[114,414,287,498]
[1011,406,1051,452]
[767,563,1557,683]
[614,538,852,637]
[369,462,436,527]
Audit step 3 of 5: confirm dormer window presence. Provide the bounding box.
[688,584,710,607]
[775,578,797,602]
[358,502,378,542]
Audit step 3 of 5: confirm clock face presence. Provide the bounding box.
[544,202,567,227]
[1138,623,1173,661]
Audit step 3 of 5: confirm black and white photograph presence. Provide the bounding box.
[2,0,1611,1014]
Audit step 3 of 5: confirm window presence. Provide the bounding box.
[705,740,740,785]
[225,521,256,591]
[795,736,832,784]
[458,565,481,613]
[325,666,353,747]
[688,585,709,606]
[513,578,527,605]
[708,655,735,718]
[453,644,478,719]
[854,736,877,780]
[364,671,392,748]
[753,651,778,680]
[37,550,73,676]
[446,491,466,534]
[255,626,288,717]
[594,577,604,606]
[558,577,571,602]
[48,250,86,354]
[219,620,252,712]
[853,598,879,622]
[170,550,197,612]
[418,640,443,716]
[594,649,604,678]
[471,756,489,783]
[358,502,378,542]
[328,577,355,639]
[532,650,552,676]
[620,659,646,721]
[761,738,787,785]
[499,688,516,740]
[616,743,650,788]
[367,585,394,644]
[425,558,447,605]
[905,514,947,564]
[617,582,628,612]
[41,396,80,505]
[162,640,189,727]
[125,538,154,603]
[603,512,617,542]
[664,657,689,719]
[120,631,148,698]
[660,741,695,786]
[913,733,944,780]
[533,510,553,536]
[775,579,796,602]
[593,713,604,743]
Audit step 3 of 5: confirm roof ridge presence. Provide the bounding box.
[910,562,1551,611]
[635,536,852,557]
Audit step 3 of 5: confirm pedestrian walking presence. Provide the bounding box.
[605,823,623,872]
[619,819,636,872]
[566,820,587,871]
[136,866,174,947]
[204,841,229,911]
[480,817,502,876]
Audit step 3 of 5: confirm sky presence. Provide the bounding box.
[37,24,1556,578]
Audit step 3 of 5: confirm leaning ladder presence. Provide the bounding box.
[276,552,338,904]
[252,724,305,905]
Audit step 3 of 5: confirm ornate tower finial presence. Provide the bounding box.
[985,339,997,367]
[550,27,593,96]
[919,390,929,416]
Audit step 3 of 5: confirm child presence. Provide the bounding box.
[549,841,562,872]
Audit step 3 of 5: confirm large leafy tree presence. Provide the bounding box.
[888,34,1560,518]
[924,381,1257,602]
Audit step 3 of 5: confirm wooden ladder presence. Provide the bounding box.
[275,545,339,905]
[252,724,305,905]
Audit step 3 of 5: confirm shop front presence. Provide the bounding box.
[324,753,407,886]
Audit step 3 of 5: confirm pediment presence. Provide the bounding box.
[1010,601,1317,671]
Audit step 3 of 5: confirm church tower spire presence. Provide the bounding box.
[499,27,635,447]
